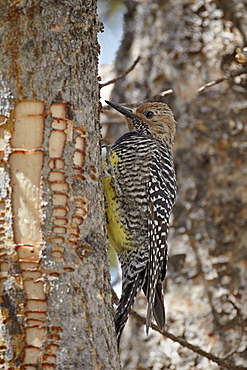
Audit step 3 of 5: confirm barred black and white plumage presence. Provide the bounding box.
[102,100,176,345]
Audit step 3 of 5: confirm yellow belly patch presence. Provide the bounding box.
[102,152,129,254]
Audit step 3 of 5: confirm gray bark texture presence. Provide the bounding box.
[0,1,120,369]
[102,0,247,368]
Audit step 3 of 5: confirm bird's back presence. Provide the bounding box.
[104,130,176,248]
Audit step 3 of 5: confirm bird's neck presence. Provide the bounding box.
[133,127,173,152]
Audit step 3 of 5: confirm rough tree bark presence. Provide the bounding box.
[0,1,120,369]
[102,0,247,368]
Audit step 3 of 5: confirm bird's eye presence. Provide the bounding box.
[144,111,154,119]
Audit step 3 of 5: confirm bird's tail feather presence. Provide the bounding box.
[115,273,144,346]
[143,280,165,334]
[152,282,165,330]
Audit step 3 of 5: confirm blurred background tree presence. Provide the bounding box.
[100,0,247,369]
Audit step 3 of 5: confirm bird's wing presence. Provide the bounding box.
[146,150,176,332]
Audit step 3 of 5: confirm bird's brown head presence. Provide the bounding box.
[105,100,176,146]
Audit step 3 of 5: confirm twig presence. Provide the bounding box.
[151,89,174,100]
[102,89,174,112]
[100,56,141,88]
[198,67,247,93]
[125,88,174,107]
[130,310,247,370]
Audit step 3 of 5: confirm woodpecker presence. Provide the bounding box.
[103,100,176,345]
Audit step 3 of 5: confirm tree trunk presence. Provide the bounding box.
[0,1,120,369]
[103,0,247,368]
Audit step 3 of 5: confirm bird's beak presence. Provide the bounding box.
[105,100,135,119]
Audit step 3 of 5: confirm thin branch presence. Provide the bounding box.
[123,88,174,108]
[152,89,174,99]
[100,56,141,88]
[130,310,247,370]
[198,67,247,93]
[102,89,174,112]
